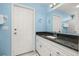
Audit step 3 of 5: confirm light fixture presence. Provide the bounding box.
[49,3,60,8]
[49,3,54,8]
[53,3,56,6]
[76,5,79,8]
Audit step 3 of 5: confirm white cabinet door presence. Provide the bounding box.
[38,41,50,56]
[36,35,51,56]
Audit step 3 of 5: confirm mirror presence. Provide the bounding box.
[51,3,79,34]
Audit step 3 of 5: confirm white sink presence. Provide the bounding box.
[46,36,57,39]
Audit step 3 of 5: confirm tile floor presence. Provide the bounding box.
[18,51,39,56]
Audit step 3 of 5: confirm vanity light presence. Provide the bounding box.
[76,5,79,8]
[49,3,57,8]
[49,3,60,8]
[49,3,54,8]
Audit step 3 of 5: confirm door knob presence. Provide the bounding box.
[14,32,17,35]
[14,28,17,31]
[50,53,51,56]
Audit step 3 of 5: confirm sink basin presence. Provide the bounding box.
[46,36,57,39]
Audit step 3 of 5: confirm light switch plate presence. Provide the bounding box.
[0,15,7,24]
[2,26,9,31]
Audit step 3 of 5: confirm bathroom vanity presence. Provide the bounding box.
[36,32,78,56]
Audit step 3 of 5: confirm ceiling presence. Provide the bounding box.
[54,3,79,14]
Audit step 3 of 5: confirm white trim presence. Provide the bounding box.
[11,3,35,56]
[33,9,36,50]
[51,3,64,11]
[11,3,14,56]
[13,3,34,11]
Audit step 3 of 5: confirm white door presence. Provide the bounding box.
[52,16,62,32]
[12,4,35,55]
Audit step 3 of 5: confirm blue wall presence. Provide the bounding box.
[0,3,11,55]
[22,3,48,32]
[0,3,48,56]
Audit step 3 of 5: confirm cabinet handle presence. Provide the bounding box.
[71,45,74,47]
[50,53,51,56]
[40,45,42,48]
[56,52,60,55]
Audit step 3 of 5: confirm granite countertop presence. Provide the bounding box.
[36,32,79,36]
[51,32,79,36]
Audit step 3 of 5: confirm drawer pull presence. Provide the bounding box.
[40,45,42,48]
[56,52,60,55]
[50,53,51,56]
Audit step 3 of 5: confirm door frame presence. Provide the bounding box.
[11,3,35,56]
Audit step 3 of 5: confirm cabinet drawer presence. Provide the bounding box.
[50,45,71,56]
[51,49,65,56]
[50,42,77,56]
[45,43,66,56]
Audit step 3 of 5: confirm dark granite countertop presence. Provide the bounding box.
[36,32,79,37]
[36,32,79,51]
[51,32,79,36]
